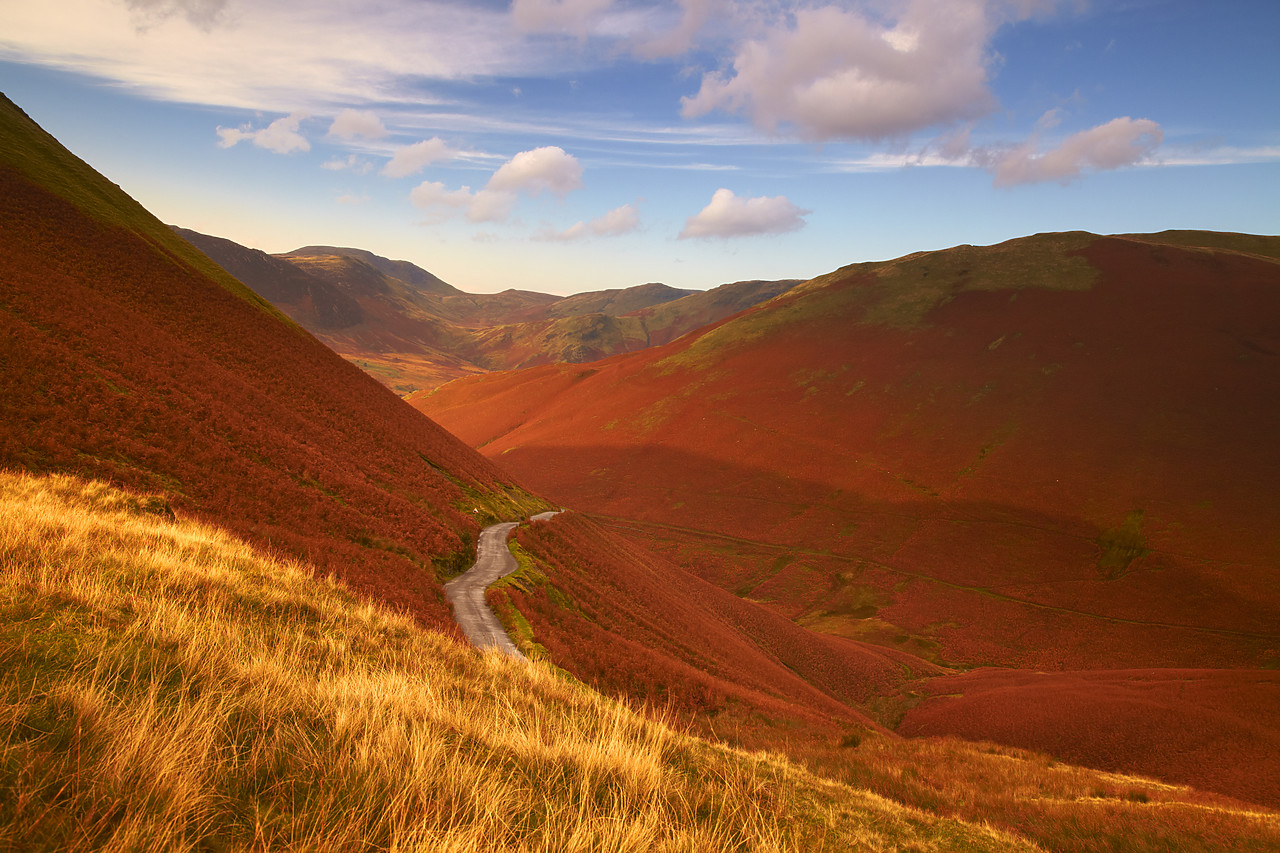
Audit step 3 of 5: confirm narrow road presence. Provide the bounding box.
[445,511,561,659]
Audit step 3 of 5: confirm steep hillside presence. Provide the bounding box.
[420,230,1280,802]
[180,229,799,392]
[173,227,365,330]
[0,92,543,630]
[421,230,1280,668]
[6,468,1276,853]
[493,511,943,740]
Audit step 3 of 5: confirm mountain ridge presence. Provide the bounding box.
[175,226,801,393]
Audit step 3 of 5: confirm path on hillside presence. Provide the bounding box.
[445,511,561,660]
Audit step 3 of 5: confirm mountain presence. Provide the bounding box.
[419,229,1280,805]
[0,92,545,631]
[177,228,800,393]
[284,244,463,296]
[173,227,365,329]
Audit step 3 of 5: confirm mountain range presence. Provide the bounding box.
[175,226,798,394]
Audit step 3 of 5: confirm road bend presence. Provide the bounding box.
[444,511,561,660]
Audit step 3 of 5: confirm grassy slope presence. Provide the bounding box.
[0,95,286,325]
[4,469,1277,853]
[418,230,1280,804]
[0,92,546,630]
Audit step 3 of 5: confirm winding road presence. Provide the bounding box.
[444,511,561,659]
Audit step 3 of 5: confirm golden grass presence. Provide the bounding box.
[1,469,1048,852]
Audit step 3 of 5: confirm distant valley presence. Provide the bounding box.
[176,226,799,394]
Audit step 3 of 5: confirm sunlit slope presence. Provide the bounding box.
[4,470,1277,853]
[420,231,1280,670]
[0,92,543,628]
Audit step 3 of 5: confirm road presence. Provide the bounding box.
[444,511,561,659]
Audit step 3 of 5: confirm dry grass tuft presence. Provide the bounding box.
[0,469,1049,852]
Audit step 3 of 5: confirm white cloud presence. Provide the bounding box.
[987,117,1163,186]
[409,181,517,224]
[216,111,310,154]
[406,145,585,225]
[537,203,641,241]
[466,189,519,223]
[486,146,583,197]
[680,0,1028,141]
[511,0,614,37]
[679,188,809,239]
[328,109,387,140]
[410,180,476,212]
[336,193,370,205]
[382,138,460,178]
[322,153,374,174]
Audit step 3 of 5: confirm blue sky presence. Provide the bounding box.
[2,0,1277,294]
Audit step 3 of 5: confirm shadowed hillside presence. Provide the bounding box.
[0,92,545,630]
[420,229,1280,804]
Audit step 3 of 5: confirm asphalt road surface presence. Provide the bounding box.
[445,512,561,659]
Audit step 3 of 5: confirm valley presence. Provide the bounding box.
[177,226,799,394]
[420,229,1280,806]
[3,85,1279,850]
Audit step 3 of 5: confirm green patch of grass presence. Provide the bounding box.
[0,94,295,329]
[1095,510,1150,580]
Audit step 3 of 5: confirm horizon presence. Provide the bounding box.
[2,0,1277,295]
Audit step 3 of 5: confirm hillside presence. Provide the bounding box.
[419,229,1280,804]
[178,228,799,393]
[5,468,1277,852]
[0,91,544,630]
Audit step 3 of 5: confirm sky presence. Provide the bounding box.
[1,0,1277,295]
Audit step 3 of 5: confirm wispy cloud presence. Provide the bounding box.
[216,111,310,154]
[978,117,1164,186]
[1153,144,1280,167]
[382,138,461,178]
[0,0,543,113]
[536,204,641,241]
